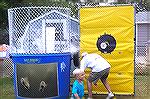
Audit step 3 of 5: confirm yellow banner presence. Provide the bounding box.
[80,6,134,95]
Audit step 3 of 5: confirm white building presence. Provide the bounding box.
[136,12,150,63]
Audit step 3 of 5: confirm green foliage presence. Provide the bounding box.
[0,1,9,9]
[0,0,9,28]
[20,0,79,18]
[0,0,150,44]
[0,77,14,98]
[144,0,150,11]
[0,0,9,44]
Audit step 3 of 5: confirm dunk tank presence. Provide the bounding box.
[8,7,79,98]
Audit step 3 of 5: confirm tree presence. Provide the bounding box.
[0,0,10,44]
[0,0,9,29]
[0,0,150,45]
[143,0,150,11]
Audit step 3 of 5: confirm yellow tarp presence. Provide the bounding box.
[80,6,134,95]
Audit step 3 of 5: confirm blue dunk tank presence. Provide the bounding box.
[8,7,79,99]
[11,53,71,99]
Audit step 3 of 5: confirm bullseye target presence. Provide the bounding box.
[96,33,116,54]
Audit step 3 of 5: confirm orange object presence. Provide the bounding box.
[0,44,8,52]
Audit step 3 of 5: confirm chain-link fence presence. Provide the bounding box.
[0,3,150,99]
[8,7,79,54]
[135,45,149,96]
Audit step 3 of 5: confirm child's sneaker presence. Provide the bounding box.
[106,92,114,99]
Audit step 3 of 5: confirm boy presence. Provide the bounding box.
[71,68,85,99]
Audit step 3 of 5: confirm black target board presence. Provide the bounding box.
[96,34,116,54]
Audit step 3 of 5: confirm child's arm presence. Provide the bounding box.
[72,82,80,99]
[74,93,80,99]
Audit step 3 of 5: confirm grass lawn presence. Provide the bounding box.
[135,75,149,96]
[0,77,15,99]
[0,75,149,99]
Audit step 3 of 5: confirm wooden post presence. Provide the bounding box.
[0,58,3,77]
[147,42,150,95]
[148,46,150,64]
[147,41,150,67]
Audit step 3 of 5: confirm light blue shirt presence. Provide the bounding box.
[72,80,84,99]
